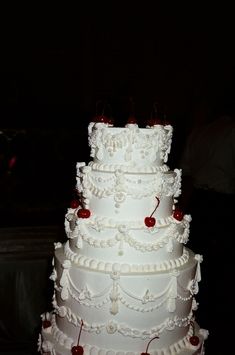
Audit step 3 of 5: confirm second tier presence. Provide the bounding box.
[65,210,191,265]
[76,163,182,220]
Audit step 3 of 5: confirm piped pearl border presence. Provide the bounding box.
[89,162,170,174]
[63,242,190,274]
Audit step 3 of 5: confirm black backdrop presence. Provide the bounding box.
[1,3,235,227]
[1,4,235,123]
[0,4,235,354]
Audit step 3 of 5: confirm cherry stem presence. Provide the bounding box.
[77,320,84,346]
[129,96,135,116]
[190,320,195,336]
[150,197,160,218]
[151,102,158,119]
[145,336,159,353]
[95,100,107,117]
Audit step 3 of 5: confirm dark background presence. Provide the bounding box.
[0,3,234,354]
[1,4,235,227]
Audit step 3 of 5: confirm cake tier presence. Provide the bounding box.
[88,122,173,168]
[39,246,204,355]
[76,164,181,221]
[40,322,207,355]
[65,212,191,265]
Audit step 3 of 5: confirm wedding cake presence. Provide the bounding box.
[39,116,208,354]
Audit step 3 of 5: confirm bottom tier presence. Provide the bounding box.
[39,317,208,355]
[39,246,208,354]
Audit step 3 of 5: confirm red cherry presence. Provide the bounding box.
[127,115,137,124]
[141,353,149,355]
[145,217,156,227]
[71,320,84,354]
[144,197,160,228]
[189,335,200,346]
[71,345,84,355]
[173,208,184,221]
[107,117,114,125]
[77,209,91,218]
[163,120,171,126]
[42,320,51,329]
[95,115,109,123]
[146,118,162,126]
[70,200,80,209]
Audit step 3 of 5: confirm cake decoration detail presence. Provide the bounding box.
[146,102,162,127]
[54,266,193,315]
[63,241,190,273]
[127,115,138,125]
[70,199,80,209]
[65,215,190,254]
[187,255,202,295]
[144,196,160,227]
[189,320,200,347]
[71,320,84,355]
[141,335,159,355]
[60,260,72,300]
[44,312,208,354]
[41,312,52,329]
[173,208,184,221]
[92,101,114,126]
[77,208,91,219]
[88,122,173,166]
[126,97,138,126]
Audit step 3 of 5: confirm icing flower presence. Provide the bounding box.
[106,320,118,334]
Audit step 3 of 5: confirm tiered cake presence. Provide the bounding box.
[39,118,208,354]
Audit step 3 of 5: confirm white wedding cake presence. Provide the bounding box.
[39,116,208,354]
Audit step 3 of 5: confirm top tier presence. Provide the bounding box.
[88,122,173,169]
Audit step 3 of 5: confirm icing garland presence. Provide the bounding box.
[53,268,194,312]
[64,213,191,259]
[76,167,181,203]
[55,271,188,313]
[52,301,192,339]
[73,220,188,254]
[55,257,197,315]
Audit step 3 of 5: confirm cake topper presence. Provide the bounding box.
[127,96,138,125]
[93,100,114,125]
[146,102,162,127]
